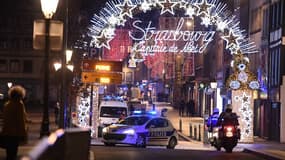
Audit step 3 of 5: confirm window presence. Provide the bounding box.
[120,116,150,125]
[22,38,33,49]
[100,107,127,118]
[146,118,168,128]
[262,9,269,38]
[10,60,20,73]
[23,60,33,73]
[0,60,8,72]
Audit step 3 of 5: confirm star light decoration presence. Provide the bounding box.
[94,32,112,49]
[221,29,241,49]
[77,91,91,127]
[234,92,253,138]
[195,0,214,16]
[157,0,178,15]
[116,0,136,18]
[87,0,258,56]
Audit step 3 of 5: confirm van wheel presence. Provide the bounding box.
[167,137,177,149]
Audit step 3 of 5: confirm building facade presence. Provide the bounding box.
[0,0,83,109]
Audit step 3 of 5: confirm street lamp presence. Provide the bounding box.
[53,50,74,72]
[40,0,59,137]
[7,82,13,88]
[54,50,74,128]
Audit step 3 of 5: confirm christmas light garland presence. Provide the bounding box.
[88,0,258,55]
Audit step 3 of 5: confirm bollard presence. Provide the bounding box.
[189,124,192,138]
[194,126,197,140]
[198,124,201,141]
[179,118,182,132]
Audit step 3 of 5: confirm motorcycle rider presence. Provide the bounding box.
[207,108,220,132]
[210,104,240,152]
[217,104,239,126]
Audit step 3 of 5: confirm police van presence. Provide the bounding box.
[102,111,178,149]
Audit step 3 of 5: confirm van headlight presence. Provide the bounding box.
[123,129,135,135]
[102,127,108,133]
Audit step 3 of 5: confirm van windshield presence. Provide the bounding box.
[100,107,127,118]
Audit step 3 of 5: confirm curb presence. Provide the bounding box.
[243,148,283,160]
[177,131,192,142]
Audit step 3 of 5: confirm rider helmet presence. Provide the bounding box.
[225,104,232,112]
[213,108,219,114]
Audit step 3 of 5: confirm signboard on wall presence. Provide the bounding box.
[82,60,122,72]
[81,72,122,84]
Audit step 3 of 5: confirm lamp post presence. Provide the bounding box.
[54,50,74,128]
[40,0,59,137]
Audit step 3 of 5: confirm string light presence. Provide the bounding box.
[87,0,257,55]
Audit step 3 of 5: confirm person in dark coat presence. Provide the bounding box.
[1,85,28,160]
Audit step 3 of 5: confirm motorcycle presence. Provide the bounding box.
[210,124,240,153]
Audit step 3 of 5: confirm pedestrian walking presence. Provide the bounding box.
[179,100,185,117]
[0,85,28,160]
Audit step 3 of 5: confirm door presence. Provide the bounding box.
[269,102,280,141]
[146,118,169,145]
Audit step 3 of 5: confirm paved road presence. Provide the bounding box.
[90,146,266,160]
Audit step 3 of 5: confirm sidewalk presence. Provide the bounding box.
[163,103,285,160]
[0,108,59,159]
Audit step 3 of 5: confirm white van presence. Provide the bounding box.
[99,100,128,127]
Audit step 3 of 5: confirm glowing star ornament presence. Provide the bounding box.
[95,32,112,49]
[116,0,136,18]
[222,30,241,49]
[103,26,116,38]
[185,5,196,18]
[108,15,120,26]
[195,0,213,16]
[201,15,211,27]
[179,0,189,9]
[140,1,152,12]
[157,0,178,15]
[216,19,227,32]
[117,15,127,26]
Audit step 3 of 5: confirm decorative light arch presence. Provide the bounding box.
[88,0,258,55]
[83,0,260,142]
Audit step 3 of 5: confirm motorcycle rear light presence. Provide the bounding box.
[226,127,233,132]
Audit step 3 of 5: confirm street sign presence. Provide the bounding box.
[82,60,122,72]
[33,19,63,51]
[81,72,122,84]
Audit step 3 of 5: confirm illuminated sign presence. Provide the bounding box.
[81,72,122,84]
[100,77,111,83]
[82,60,122,72]
[129,18,215,54]
[95,65,111,71]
